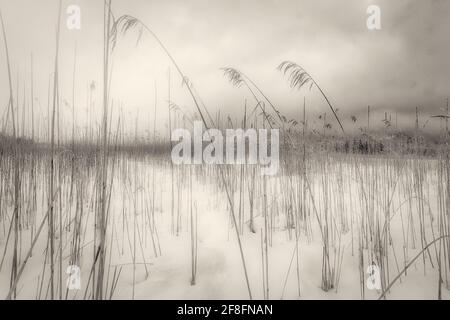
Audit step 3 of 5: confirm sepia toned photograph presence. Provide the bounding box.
[0,0,449,303]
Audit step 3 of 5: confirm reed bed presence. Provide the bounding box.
[0,1,449,300]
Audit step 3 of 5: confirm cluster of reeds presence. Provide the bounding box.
[0,0,449,301]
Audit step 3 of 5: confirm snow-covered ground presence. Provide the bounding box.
[0,156,449,300]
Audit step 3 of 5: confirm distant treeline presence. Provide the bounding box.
[285,131,448,157]
[0,133,170,158]
[0,131,448,159]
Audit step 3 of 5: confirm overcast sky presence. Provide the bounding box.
[0,0,449,138]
